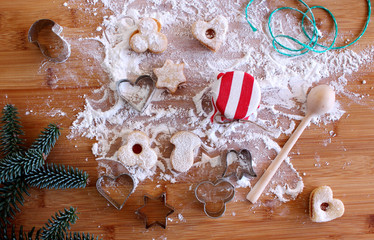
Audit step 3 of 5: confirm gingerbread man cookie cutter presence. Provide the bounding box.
[28,19,71,63]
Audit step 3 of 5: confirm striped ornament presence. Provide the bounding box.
[211,71,261,123]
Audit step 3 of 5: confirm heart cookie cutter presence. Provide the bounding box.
[195,179,235,218]
[223,149,257,180]
[116,75,156,112]
[96,173,135,210]
[28,19,71,63]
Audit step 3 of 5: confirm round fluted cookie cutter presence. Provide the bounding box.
[28,19,71,63]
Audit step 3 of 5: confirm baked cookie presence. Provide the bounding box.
[129,18,168,53]
[153,59,186,94]
[191,15,228,52]
[117,131,158,170]
[309,186,345,223]
[170,131,201,172]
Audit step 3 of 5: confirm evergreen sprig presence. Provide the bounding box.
[25,164,88,190]
[0,178,30,227]
[0,225,40,240]
[0,105,91,236]
[0,150,44,183]
[0,105,24,156]
[29,124,60,156]
[41,207,78,240]
[1,208,101,240]
[65,232,100,240]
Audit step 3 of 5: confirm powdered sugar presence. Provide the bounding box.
[62,0,374,204]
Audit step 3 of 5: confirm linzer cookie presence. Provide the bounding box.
[191,15,228,52]
[117,131,158,170]
[153,59,186,94]
[309,186,344,223]
[210,71,261,123]
[129,18,168,53]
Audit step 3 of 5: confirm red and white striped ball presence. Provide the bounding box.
[211,71,261,122]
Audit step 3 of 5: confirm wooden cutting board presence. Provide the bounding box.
[0,0,374,239]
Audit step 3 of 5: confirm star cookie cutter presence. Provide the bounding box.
[195,179,235,218]
[28,19,71,63]
[223,149,257,180]
[135,193,175,229]
[96,173,135,210]
[116,75,156,112]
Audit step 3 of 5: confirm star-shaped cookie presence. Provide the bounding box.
[153,59,186,94]
[135,193,174,229]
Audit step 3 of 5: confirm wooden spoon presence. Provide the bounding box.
[246,85,335,203]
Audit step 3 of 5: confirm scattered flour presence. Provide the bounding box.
[60,0,374,203]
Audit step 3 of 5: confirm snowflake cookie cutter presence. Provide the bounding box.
[135,193,175,229]
[96,173,135,210]
[116,75,156,112]
[28,19,71,63]
[195,178,235,218]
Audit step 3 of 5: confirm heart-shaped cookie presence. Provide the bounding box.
[191,15,229,52]
[309,186,344,222]
[195,179,235,218]
[96,174,135,210]
[117,75,156,112]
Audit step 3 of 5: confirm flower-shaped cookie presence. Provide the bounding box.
[117,131,158,170]
[129,18,168,54]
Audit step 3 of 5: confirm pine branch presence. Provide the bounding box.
[0,178,30,228]
[41,207,78,240]
[25,164,88,190]
[65,232,100,240]
[0,150,44,183]
[0,104,24,157]
[0,225,41,240]
[29,124,60,157]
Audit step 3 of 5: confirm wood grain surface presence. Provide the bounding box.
[0,0,374,239]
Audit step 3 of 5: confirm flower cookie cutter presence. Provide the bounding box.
[116,75,156,112]
[135,193,175,229]
[195,178,235,218]
[28,19,71,63]
[223,149,257,180]
[96,173,135,210]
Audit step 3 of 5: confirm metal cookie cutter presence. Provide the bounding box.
[96,173,135,210]
[195,178,235,218]
[135,193,175,229]
[223,149,257,180]
[117,75,156,112]
[28,19,71,63]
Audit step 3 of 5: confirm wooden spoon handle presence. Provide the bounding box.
[246,113,314,203]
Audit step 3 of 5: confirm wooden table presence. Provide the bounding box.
[1,0,374,239]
